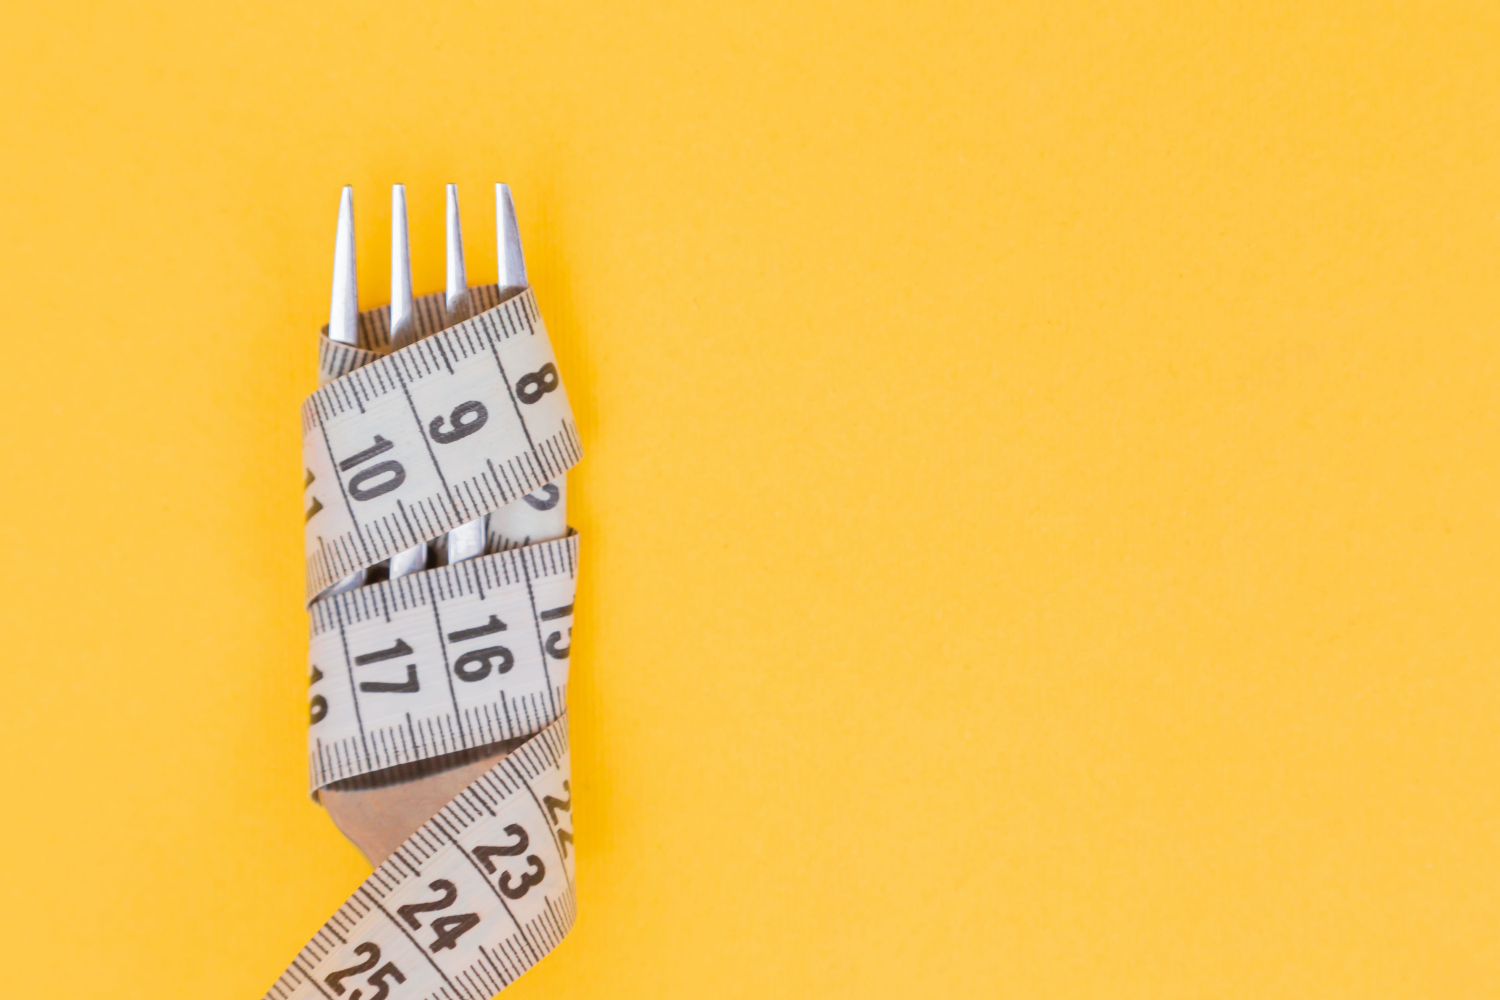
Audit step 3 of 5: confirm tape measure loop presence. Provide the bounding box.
[272,283,583,998]
[266,717,576,1000]
[302,286,581,602]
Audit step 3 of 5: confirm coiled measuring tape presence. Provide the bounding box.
[267,284,582,1000]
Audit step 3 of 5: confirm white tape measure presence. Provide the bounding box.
[302,285,580,601]
[268,283,583,999]
[307,533,577,791]
[265,718,575,1000]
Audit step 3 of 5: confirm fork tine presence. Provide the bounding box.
[323,186,367,595]
[328,185,358,346]
[388,183,428,580]
[444,183,470,327]
[496,182,527,291]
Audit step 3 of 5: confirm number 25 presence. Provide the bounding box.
[324,942,405,1000]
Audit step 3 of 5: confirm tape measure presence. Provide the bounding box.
[302,285,580,601]
[265,717,575,1000]
[268,283,583,999]
[307,533,577,791]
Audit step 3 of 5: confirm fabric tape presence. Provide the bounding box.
[267,283,583,999]
[302,285,581,601]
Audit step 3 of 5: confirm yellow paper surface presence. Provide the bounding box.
[2,2,1498,996]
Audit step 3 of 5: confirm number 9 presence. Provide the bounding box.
[429,401,489,444]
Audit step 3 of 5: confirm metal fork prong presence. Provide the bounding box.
[389,183,416,350]
[388,183,428,580]
[323,185,367,596]
[441,183,485,564]
[444,183,471,327]
[496,182,527,292]
[483,183,567,557]
[329,185,359,346]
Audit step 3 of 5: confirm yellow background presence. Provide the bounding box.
[1,1,1497,995]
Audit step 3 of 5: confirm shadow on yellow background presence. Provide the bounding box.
[1,1,1497,996]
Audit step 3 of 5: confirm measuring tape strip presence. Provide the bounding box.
[308,533,577,792]
[302,285,581,600]
[270,283,583,997]
[264,715,576,1000]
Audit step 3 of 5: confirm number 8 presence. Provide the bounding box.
[515,363,559,404]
